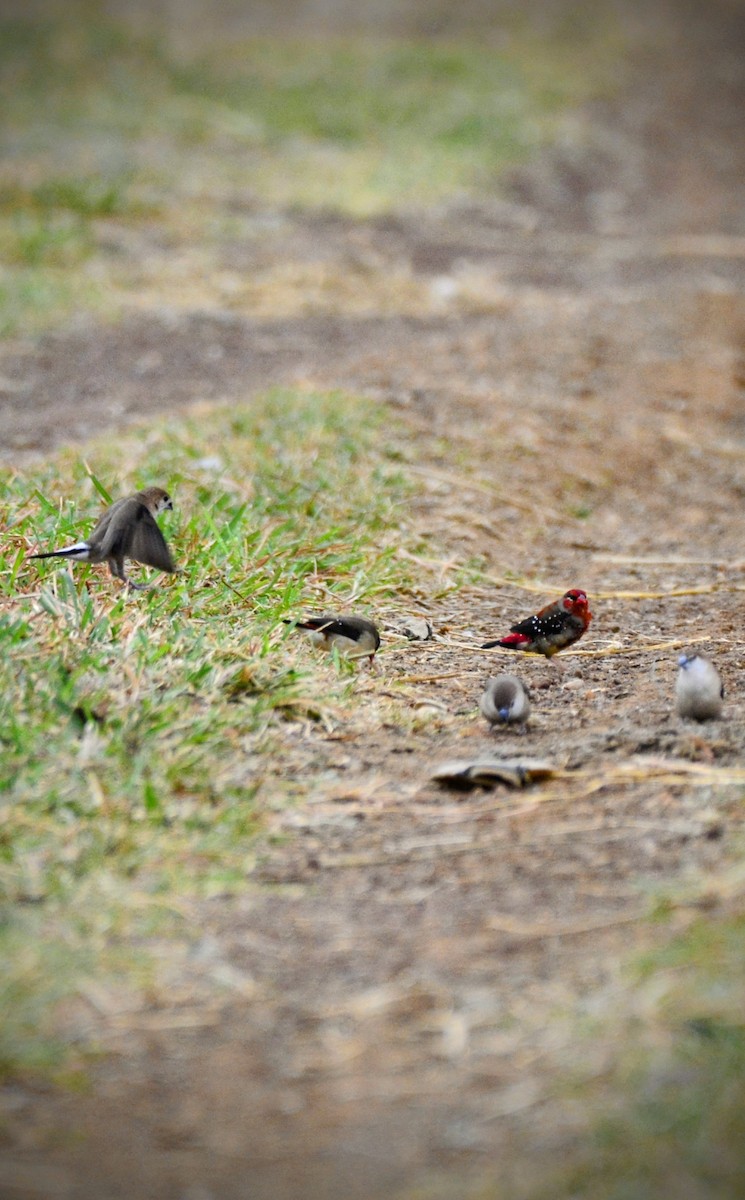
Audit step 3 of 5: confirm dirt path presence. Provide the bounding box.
[3,4,745,1198]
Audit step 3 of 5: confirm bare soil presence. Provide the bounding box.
[2,3,745,1198]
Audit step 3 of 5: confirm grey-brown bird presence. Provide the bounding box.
[479,675,531,726]
[676,653,724,721]
[283,614,381,663]
[28,486,176,590]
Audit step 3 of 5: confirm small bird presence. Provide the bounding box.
[482,589,592,658]
[676,653,724,721]
[479,675,531,726]
[28,486,176,590]
[283,614,381,663]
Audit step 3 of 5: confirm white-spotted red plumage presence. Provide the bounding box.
[482,589,592,658]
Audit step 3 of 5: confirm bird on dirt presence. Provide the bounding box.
[481,589,592,658]
[28,486,177,590]
[283,614,381,664]
[676,653,724,721]
[479,675,531,726]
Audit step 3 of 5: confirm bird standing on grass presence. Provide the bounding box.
[482,589,592,658]
[28,486,176,590]
[283,614,381,664]
[676,653,724,721]
[479,675,531,726]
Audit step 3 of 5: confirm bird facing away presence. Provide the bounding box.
[676,653,724,721]
[482,589,592,658]
[479,675,531,726]
[28,486,176,590]
[284,614,381,663]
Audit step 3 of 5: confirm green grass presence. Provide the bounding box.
[0,386,418,1078]
[0,2,627,334]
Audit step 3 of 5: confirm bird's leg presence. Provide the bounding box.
[110,557,155,591]
[549,654,566,678]
[109,557,127,585]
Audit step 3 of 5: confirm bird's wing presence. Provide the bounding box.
[127,510,176,571]
[331,617,380,647]
[295,616,345,635]
[100,499,175,572]
[87,497,126,547]
[509,614,539,636]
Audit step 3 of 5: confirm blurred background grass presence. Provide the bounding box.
[0,0,625,335]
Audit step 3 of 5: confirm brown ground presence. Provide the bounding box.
[3,3,745,1198]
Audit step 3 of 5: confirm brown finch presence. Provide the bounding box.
[29,486,176,590]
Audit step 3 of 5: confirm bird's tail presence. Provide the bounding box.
[481,633,529,651]
[28,542,92,561]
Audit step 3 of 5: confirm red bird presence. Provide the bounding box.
[482,589,592,658]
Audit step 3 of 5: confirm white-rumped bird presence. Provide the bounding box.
[28,486,176,590]
[283,614,380,664]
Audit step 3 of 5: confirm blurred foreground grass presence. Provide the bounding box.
[522,895,745,1200]
[0,1,626,335]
